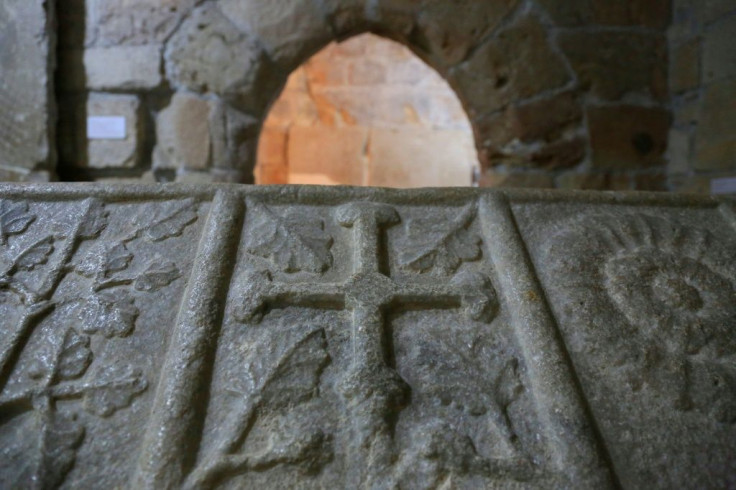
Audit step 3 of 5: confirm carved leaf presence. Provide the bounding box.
[246,204,333,273]
[78,199,109,239]
[251,329,330,411]
[76,242,133,279]
[400,206,481,275]
[83,364,147,417]
[144,199,198,242]
[0,201,36,244]
[57,329,93,381]
[79,292,139,338]
[13,236,54,271]
[134,260,180,292]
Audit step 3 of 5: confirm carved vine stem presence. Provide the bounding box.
[0,200,98,391]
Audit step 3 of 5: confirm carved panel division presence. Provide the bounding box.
[190,197,608,489]
[0,195,207,488]
[514,201,736,489]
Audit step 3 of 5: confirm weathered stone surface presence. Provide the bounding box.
[702,15,736,84]
[0,0,55,173]
[217,0,333,70]
[515,199,736,488]
[0,185,734,488]
[154,92,212,171]
[559,31,668,102]
[694,80,736,171]
[670,38,701,94]
[84,45,163,91]
[414,0,519,65]
[588,105,671,170]
[85,0,197,47]
[535,0,671,28]
[165,3,264,94]
[451,15,571,117]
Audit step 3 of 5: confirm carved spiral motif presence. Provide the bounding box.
[548,213,736,423]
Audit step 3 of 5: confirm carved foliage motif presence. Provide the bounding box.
[198,201,535,488]
[0,198,199,488]
[550,213,736,423]
[398,204,482,275]
[245,202,334,274]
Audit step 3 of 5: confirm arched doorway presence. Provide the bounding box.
[255,34,479,187]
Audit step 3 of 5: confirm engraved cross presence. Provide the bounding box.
[237,202,496,487]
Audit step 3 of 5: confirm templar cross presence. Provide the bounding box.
[236,202,497,488]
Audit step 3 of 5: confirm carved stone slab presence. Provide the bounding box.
[0,184,732,489]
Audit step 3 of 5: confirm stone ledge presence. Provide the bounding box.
[0,184,732,489]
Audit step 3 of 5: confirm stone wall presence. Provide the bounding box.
[51,0,681,189]
[255,34,477,187]
[0,0,56,182]
[668,0,736,193]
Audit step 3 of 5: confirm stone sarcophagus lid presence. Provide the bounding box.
[0,184,733,489]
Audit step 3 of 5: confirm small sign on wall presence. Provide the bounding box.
[711,177,736,195]
[87,116,126,140]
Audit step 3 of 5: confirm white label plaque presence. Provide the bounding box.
[87,116,127,140]
[711,176,736,195]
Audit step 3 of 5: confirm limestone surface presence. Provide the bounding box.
[0,0,55,179]
[0,184,733,489]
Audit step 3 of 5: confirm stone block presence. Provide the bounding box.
[218,0,333,70]
[368,128,475,187]
[451,15,571,117]
[154,92,212,171]
[694,80,736,171]
[702,15,736,84]
[84,45,163,90]
[85,0,197,47]
[535,0,671,29]
[587,105,671,170]
[287,126,368,185]
[670,38,701,94]
[0,0,55,173]
[85,93,142,169]
[667,128,693,176]
[559,31,668,102]
[475,91,583,148]
[0,185,733,488]
[164,3,276,113]
[414,0,519,65]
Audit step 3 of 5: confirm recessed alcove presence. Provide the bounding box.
[254,33,479,188]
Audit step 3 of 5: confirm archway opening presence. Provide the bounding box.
[255,33,479,187]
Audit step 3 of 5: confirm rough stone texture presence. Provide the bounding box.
[47,0,680,189]
[84,45,163,91]
[535,0,671,28]
[558,31,668,103]
[154,93,212,171]
[86,94,143,169]
[0,184,733,489]
[217,0,333,70]
[451,14,571,117]
[165,3,273,113]
[702,15,736,84]
[413,0,520,66]
[588,105,671,170]
[667,0,736,191]
[0,0,55,176]
[694,80,736,171]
